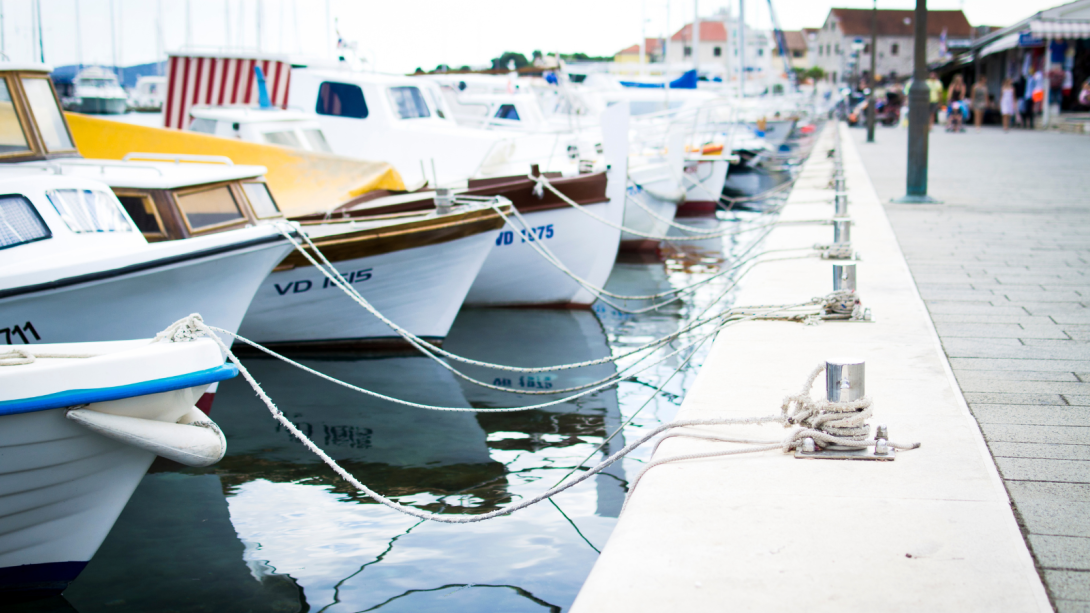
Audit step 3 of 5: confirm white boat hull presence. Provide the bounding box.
[238,232,495,346]
[678,159,729,216]
[465,203,620,307]
[0,241,290,345]
[621,164,683,251]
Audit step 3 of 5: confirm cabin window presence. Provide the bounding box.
[387,86,431,119]
[714,46,722,57]
[188,118,217,134]
[263,130,303,148]
[116,194,164,238]
[494,104,520,121]
[302,129,333,152]
[21,78,74,152]
[242,182,281,219]
[47,189,134,234]
[0,195,50,249]
[0,81,30,155]
[316,82,368,119]
[175,185,245,231]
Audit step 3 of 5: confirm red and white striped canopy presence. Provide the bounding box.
[163,54,292,130]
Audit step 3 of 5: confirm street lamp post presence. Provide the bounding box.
[866,0,877,142]
[893,0,940,203]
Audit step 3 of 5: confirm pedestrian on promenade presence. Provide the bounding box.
[926,71,943,130]
[1079,78,1090,109]
[971,77,988,132]
[947,74,967,132]
[1000,78,1016,132]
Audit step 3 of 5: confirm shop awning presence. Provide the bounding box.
[1029,19,1090,39]
[980,32,1021,57]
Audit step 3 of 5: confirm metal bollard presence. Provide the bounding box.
[833,219,851,244]
[833,263,856,292]
[826,358,865,402]
[835,193,849,217]
[434,188,454,215]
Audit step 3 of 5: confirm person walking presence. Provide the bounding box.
[947,74,967,132]
[1000,78,1016,132]
[926,71,943,130]
[971,77,989,131]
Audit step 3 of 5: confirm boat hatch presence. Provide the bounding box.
[0,70,78,161]
[0,194,51,250]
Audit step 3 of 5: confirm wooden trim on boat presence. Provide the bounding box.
[274,205,509,271]
[293,171,608,222]
[170,180,255,237]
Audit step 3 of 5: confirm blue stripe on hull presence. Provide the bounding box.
[0,561,88,601]
[0,363,239,417]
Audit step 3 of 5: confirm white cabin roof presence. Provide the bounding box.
[0,63,52,74]
[189,106,315,124]
[1,159,266,190]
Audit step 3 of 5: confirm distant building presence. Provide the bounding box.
[772,30,810,70]
[663,11,777,81]
[811,8,972,83]
[614,38,665,63]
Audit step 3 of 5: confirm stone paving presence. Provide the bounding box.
[851,125,1090,612]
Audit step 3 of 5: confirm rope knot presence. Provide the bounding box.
[153,314,208,344]
[0,347,35,366]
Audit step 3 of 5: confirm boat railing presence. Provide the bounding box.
[20,160,166,177]
[122,152,235,166]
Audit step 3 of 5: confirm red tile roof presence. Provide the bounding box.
[670,21,728,42]
[616,38,664,56]
[782,30,807,52]
[828,9,971,38]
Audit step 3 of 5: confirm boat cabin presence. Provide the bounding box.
[0,63,285,242]
[186,107,334,153]
[10,156,283,242]
[0,64,80,163]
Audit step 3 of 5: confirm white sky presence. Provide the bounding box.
[8,0,1066,74]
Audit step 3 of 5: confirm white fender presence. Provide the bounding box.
[66,406,227,467]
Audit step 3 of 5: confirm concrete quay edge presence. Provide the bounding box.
[570,123,1052,612]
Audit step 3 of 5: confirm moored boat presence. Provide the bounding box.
[0,333,235,601]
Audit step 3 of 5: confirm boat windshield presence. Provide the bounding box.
[0,80,30,155]
[387,86,431,119]
[79,78,116,89]
[175,185,245,231]
[0,195,51,249]
[22,77,74,151]
[263,129,303,149]
[47,189,135,234]
[302,129,332,152]
[242,182,281,219]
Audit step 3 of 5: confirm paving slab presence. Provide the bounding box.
[853,124,1090,609]
[572,125,1049,612]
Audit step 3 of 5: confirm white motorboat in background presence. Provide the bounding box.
[62,66,129,115]
[0,334,233,601]
[128,75,166,112]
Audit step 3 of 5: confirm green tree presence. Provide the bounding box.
[491,52,529,71]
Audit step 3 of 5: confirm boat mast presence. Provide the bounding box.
[692,0,700,74]
[74,0,82,69]
[36,0,44,62]
[109,0,118,73]
[738,0,745,97]
[639,0,646,76]
[1,1,5,60]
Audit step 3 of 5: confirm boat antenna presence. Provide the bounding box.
[1,0,6,60]
[253,65,273,108]
[35,0,45,63]
[74,0,83,69]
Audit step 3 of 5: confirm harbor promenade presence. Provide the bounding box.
[853,125,1090,612]
[572,124,1051,612]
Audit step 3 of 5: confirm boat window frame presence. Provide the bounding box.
[16,74,78,156]
[114,188,167,241]
[239,180,283,220]
[171,180,252,236]
[0,74,38,160]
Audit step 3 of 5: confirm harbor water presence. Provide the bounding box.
[13,141,809,613]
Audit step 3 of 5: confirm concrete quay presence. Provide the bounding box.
[854,125,1090,612]
[571,123,1051,612]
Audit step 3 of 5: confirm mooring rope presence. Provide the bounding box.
[160,315,920,525]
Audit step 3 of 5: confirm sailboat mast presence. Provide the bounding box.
[109,0,118,74]
[36,0,44,62]
[738,0,745,96]
[74,0,82,68]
